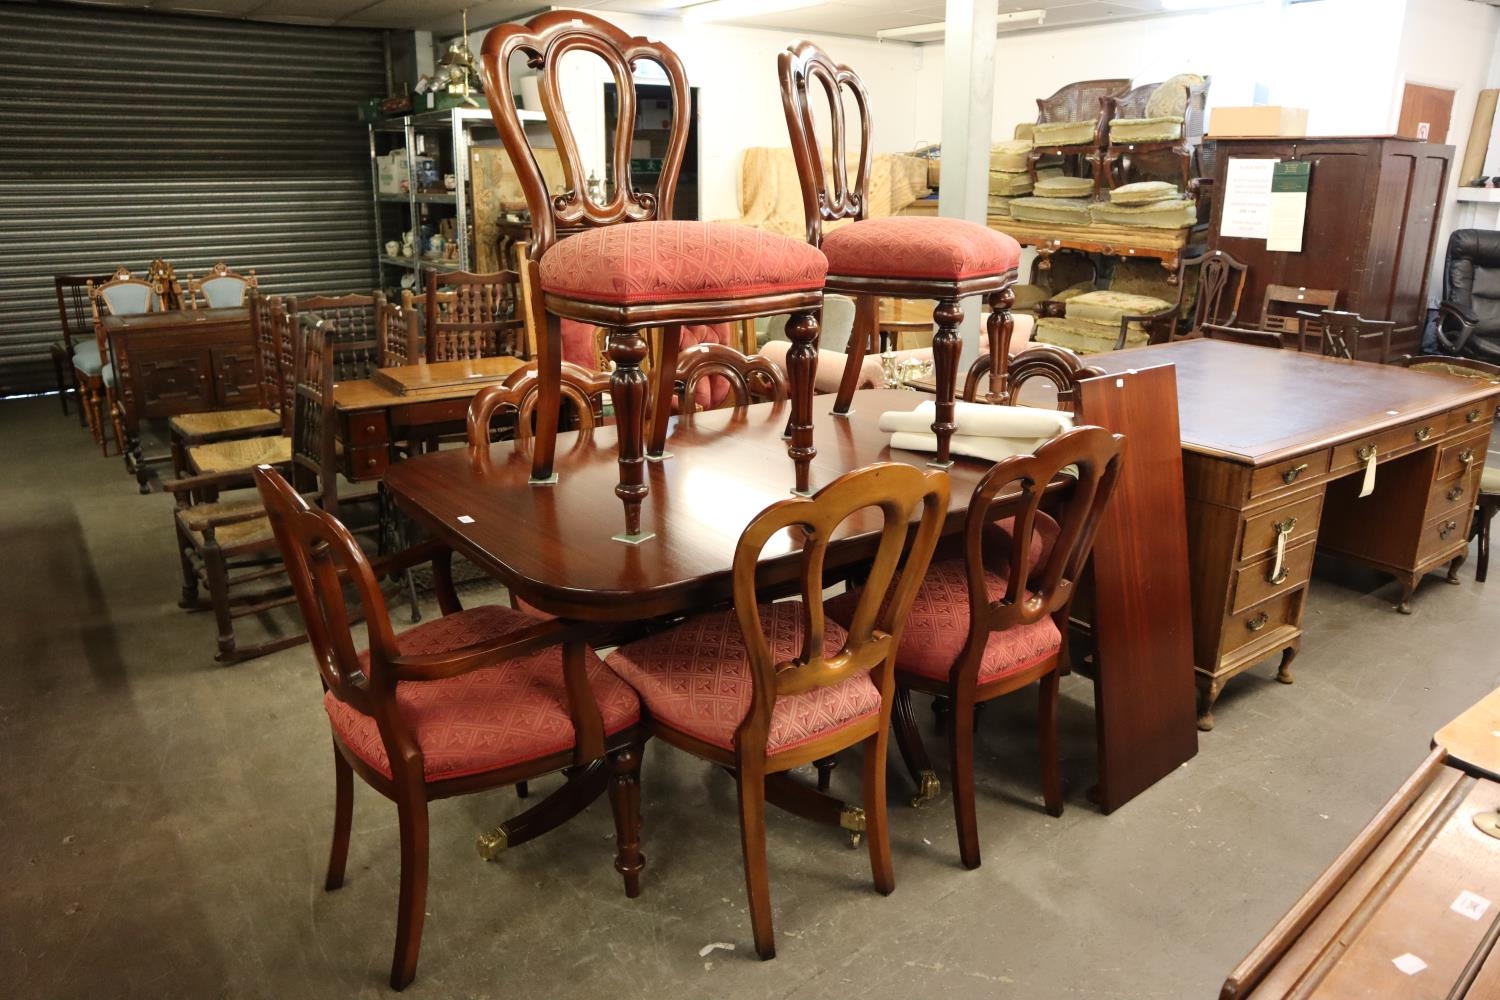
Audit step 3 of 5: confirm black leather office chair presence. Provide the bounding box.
[1435,229,1500,362]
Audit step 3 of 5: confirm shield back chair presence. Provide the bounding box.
[779,40,1022,466]
[287,292,387,381]
[606,462,949,959]
[181,261,257,310]
[167,290,288,480]
[1257,284,1338,347]
[252,465,645,991]
[1027,78,1132,193]
[87,268,165,457]
[480,12,828,542]
[1300,309,1394,362]
[1394,354,1500,582]
[422,268,528,362]
[834,427,1125,870]
[1100,74,1210,191]
[54,272,114,424]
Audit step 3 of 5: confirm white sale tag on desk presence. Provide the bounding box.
[1360,447,1377,498]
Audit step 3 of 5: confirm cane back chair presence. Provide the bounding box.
[480,12,827,541]
[779,40,1021,465]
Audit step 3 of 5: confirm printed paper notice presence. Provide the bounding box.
[1220,158,1277,239]
[1267,161,1311,252]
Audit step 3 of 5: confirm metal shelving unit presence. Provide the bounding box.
[367,106,545,292]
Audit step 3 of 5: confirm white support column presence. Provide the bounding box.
[938,0,998,366]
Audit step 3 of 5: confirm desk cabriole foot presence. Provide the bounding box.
[1276,644,1298,685]
[528,473,559,486]
[1447,553,1466,584]
[1196,678,1223,732]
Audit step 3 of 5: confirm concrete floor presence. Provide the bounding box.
[4,394,1500,1000]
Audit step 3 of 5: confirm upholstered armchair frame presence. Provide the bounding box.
[1099,75,1211,190]
[1027,78,1132,192]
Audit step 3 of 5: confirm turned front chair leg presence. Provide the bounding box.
[608,328,652,541]
[929,297,964,467]
[784,309,821,495]
[647,325,682,459]
[530,313,563,484]
[832,295,878,415]
[984,287,1016,403]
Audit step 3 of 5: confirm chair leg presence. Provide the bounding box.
[326,744,354,891]
[607,744,646,898]
[175,523,200,609]
[813,754,837,792]
[1478,501,1496,583]
[892,685,940,806]
[202,538,237,662]
[646,325,682,459]
[1038,671,1063,817]
[51,350,70,416]
[948,685,981,870]
[930,297,964,467]
[106,391,127,459]
[606,327,651,539]
[736,764,777,960]
[862,731,894,896]
[389,792,430,991]
[832,295,878,415]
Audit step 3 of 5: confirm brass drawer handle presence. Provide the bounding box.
[1468,408,1483,423]
[1439,520,1459,540]
[1274,517,1297,536]
[1357,445,1375,462]
[1448,484,1466,503]
[1282,463,1309,485]
[1268,567,1290,586]
[1460,449,1475,466]
[1415,426,1432,442]
[1246,612,1270,632]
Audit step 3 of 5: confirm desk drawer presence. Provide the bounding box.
[1239,491,1323,561]
[1448,399,1499,432]
[1417,510,1468,564]
[343,443,388,479]
[1437,430,1490,482]
[1426,468,1479,520]
[345,414,389,447]
[1249,451,1330,499]
[1230,539,1316,615]
[1330,417,1441,474]
[1219,590,1302,659]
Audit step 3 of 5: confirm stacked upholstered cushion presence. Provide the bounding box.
[1034,176,1094,199]
[1108,180,1179,205]
[1107,73,1204,144]
[989,171,1034,197]
[1090,198,1197,229]
[1034,289,1172,355]
[989,139,1033,173]
[1008,197,1093,226]
[1031,119,1098,147]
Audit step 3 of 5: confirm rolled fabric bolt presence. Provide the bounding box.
[878,399,1073,438]
[890,431,1051,464]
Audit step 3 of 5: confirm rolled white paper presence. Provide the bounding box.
[877,399,1073,439]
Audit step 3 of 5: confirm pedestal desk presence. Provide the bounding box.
[1090,340,1500,729]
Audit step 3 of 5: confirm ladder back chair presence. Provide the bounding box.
[480,12,828,541]
[1258,284,1338,345]
[253,464,645,990]
[606,462,949,959]
[422,268,527,362]
[834,428,1125,869]
[779,40,1022,465]
[54,271,114,424]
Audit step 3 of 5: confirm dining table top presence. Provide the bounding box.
[383,388,1042,621]
[1088,339,1500,466]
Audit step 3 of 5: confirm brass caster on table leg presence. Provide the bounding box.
[476,826,509,861]
[839,804,866,850]
[910,769,940,809]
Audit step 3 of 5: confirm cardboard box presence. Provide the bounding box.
[1209,106,1309,138]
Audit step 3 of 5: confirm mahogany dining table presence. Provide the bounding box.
[383,384,1200,816]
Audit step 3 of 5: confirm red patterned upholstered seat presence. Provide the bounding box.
[828,557,1061,684]
[605,601,879,754]
[540,221,828,306]
[821,217,1022,282]
[325,605,640,781]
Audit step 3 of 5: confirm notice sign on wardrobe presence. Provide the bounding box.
[1219,157,1310,252]
[1267,161,1310,252]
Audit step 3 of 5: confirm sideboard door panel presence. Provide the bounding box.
[211,346,261,408]
[136,348,213,416]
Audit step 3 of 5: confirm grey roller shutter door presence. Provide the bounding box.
[0,3,386,396]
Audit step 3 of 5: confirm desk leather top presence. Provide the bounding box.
[1089,340,1500,466]
[383,388,1031,621]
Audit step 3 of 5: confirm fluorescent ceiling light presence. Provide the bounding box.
[680,0,822,22]
[1160,0,1258,10]
[875,8,1045,41]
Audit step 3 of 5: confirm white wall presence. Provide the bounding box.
[470,13,935,223]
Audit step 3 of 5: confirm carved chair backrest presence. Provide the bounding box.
[960,427,1124,651]
[289,314,340,513]
[88,268,164,358]
[675,342,789,414]
[423,268,525,362]
[146,258,182,310]
[377,299,418,368]
[1259,284,1338,340]
[1036,78,1131,124]
[777,40,874,246]
[1176,249,1248,335]
[466,360,611,447]
[287,293,385,381]
[729,463,948,756]
[966,343,1104,410]
[183,261,258,310]
[248,290,293,430]
[55,273,114,353]
[479,10,691,262]
[1305,309,1394,362]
